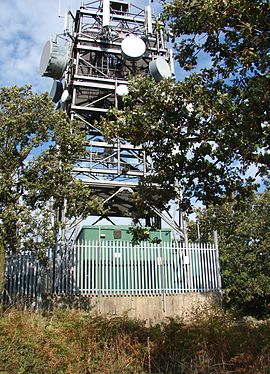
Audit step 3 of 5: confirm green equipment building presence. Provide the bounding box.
[76,225,171,243]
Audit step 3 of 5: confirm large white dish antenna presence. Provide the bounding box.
[49,80,63,103]
[149,57,172,81]
[121,35,146,61]
[40,40,68,80]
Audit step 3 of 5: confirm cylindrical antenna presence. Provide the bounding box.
[145,4,153,35]
[103,0,110,27]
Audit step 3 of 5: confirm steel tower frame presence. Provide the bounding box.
[44,0,185,238]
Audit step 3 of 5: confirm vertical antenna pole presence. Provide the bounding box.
[103,0,110,27]
[145,4,153,35]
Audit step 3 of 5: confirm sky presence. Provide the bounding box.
[0,0,63,92]
[0,0,163,93]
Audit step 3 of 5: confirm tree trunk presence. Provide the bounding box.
[0,241,6,296]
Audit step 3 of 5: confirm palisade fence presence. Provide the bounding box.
[2,240,221,305]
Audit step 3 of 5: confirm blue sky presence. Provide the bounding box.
[0,0,164,93]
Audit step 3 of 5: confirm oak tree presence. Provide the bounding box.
[192,190,270,318]
[0,86,102,293]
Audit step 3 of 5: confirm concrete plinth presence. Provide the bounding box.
[43,292,222,325]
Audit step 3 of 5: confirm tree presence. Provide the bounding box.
[192,190,270,318]
[163,0,269,77]
[101,74,259,212]
[0,86,102,293]
[100,0,269,212]
[163,0,269,169]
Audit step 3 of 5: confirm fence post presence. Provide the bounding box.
[0,242,6,297]
[183,220,190,291]
[213,231,222,290]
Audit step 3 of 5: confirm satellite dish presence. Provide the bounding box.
[40,40,68,80]
[61,89,71,102]
[49,80,63,103]
[149,57,172,81]
[116,84,129,96]
[121,35,146,61]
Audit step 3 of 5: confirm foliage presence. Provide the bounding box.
[163,0,269,76]
[1,307,270,373]
[127,225,162,245]
[100,0,269,212]
[0,86,102,255]
[162,0,270,177]
[193,190,270,318]
[100,75,259,211]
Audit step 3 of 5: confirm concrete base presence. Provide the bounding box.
[42,292,222,325]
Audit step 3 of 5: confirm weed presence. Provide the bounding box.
[0,307,270,373]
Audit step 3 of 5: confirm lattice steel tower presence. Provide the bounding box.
[40,0,184,237]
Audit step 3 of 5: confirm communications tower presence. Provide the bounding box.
[40,0,184,238]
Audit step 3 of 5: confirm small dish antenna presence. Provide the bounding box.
[149,57,172,81]
[61,89,71,102]
[49,80,63,103]
[40,40,69,80]
[116,85,129,96]
[121,35,146,61]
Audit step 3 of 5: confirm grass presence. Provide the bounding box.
[0,306,270,373]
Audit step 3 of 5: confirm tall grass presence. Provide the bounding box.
[0,306,270,373]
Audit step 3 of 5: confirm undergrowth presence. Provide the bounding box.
[0,307,270,373]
